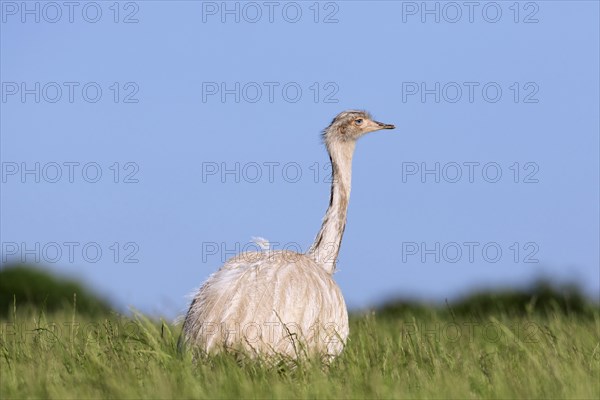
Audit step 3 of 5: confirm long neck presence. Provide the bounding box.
[307,140,355,274]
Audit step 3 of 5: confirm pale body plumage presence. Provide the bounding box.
[181,110,395,361]
[182,250,348,359]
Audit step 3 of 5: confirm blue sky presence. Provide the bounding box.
[1,1,598,317]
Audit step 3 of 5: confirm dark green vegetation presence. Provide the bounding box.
[378,280,598,320]
[0,265,112,318]
[1,265,598,399]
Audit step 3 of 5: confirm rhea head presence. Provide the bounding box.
[322,110,395,144]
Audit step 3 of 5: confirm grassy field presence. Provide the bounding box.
[1,267,598,399]
[1,302,598,399]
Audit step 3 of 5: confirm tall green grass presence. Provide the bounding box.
[1,266,598,398]
[1,304,598,399]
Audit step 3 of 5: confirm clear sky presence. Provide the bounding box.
[1,1,598,317]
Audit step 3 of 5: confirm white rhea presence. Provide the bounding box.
[180,110,396,362]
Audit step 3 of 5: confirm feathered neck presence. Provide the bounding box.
[307,139,356,274]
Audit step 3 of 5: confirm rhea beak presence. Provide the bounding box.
[375,121,396,130]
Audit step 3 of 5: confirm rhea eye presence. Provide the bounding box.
[355,119,363,125]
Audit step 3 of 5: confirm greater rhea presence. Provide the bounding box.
[181,110,395,361]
